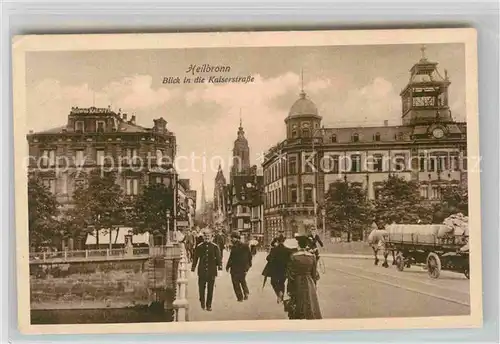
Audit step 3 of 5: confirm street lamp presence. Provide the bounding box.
[321,208,326,242]
[166,209,171,244]
[312,127,326,229]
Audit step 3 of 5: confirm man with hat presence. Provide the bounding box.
[226,230,253,302]
[307,227,324,261]
[191,229,222,311]
[270,229,286,248]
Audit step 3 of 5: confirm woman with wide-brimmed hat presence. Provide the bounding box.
[283,229,322,320]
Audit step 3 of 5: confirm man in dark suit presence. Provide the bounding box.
[191,229,222,311]
[226,231,252,302]
[270,230,286,248]
[265,235,291,303]
[213,229,226,260]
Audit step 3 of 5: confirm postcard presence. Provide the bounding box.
[12,28,481,335]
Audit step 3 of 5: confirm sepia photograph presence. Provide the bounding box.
[12,29,481,334]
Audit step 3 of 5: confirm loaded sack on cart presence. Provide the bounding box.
[385,214,469,279]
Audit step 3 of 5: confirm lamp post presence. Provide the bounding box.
[166,209,171,244]
[311,127,326,229]
[321,208,326,242]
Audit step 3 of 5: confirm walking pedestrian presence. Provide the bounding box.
[307,228,324,261]
[213,229,226,261]
[191,229,222,311]
[226,231,252,302]
[270,230,286,248]
[249,237,259,256]
[284,234,322,320]
[265,235,291,303]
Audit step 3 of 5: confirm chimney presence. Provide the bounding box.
[384,120,388,127]
[123,113,127,121]
[131,115,136,124]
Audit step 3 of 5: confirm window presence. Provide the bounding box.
[302,128,310,137]
[373,154,383,172]
[41,150,56,167]
[451,155,460,171]
[331,155,340,173]
[431,185,441,200]
[75,150,85,166]
[96,121,105,133]
[303,153,314,173]
[155,176,163,184]
[75,121,84,132]
[374,186,382,200]
[291,130,298,138]
[393,154,406,172]
[126,178,138,195]
[304,187,313,203]
[420,185,429,199]
[96,149,105,165]
[288,157,297,174]
[126,148,138,164]
[374,132,381,141]
[428,156,436,172]
[156,150,163,165]
[290,186,298,203]
[42,179,56,194]
[237,219,243,229]
[437,155,448,171]
[331,134,337,143]
[351,154,361,172]
[61,173,68,194]
[352,133,359,142]
[419,155,426,172]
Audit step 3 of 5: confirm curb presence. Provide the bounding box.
[322,253,395,262]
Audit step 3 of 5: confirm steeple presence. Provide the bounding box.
[200,173,207,214]
[232,111,251,178]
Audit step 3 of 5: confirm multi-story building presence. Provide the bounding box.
[262,48,467,246]
[26,106,181,248]
[227,121,264,236]
[187,190,197,230]
[213,164,230,231]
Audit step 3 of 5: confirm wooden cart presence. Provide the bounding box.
[385,225,469,279]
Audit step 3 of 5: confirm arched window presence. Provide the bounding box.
[291,130,298,138]
[374,132,381,141]
[302,128,310,137]
[331,134,337,143]
[352,133,359,142]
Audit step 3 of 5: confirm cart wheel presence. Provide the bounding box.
[427,252,441,279]
[464,268,470,279]
[395,254,405,272]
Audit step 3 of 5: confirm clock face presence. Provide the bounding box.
[432,128,445,139]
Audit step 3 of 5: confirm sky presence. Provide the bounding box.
[25,43,466,206]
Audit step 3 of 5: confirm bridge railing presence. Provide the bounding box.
[29,246,178,263]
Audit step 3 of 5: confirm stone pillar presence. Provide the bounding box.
[173,243,189,321]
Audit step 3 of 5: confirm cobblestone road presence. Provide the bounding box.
[187,251,470,321]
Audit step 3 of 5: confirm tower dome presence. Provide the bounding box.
[287,90,321,120]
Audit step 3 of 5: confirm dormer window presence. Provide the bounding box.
[374,132,381,141]
[75,121,84,133]
[352,133,359,142]
[96,121,105,133]
[331,134,337,143]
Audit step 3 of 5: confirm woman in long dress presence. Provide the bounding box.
[285,235,322,320]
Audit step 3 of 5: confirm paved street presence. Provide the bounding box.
[187,251,470,321]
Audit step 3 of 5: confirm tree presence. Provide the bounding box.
[433,184,469,222]
[132,182,174,239]
[372,174,434,225]
[325,180,372,242]
[70,169,125,247]
[27,176,61,249]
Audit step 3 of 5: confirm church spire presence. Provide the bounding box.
[200,173,207,214]
[299,68,306,99]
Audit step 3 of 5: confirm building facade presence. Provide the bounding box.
[262,49,468,246]
[26,106,195,248]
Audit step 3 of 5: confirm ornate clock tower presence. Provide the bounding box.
[400,45,452,127]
